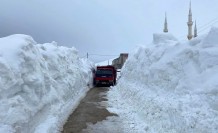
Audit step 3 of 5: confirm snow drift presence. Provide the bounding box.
[109,27,218,132]
[0,34,94,133]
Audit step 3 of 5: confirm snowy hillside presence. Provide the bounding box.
[109,27,218,132]
[0,35,94,133]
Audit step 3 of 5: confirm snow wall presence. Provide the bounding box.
[0,34,94,133]
[110,27,218,133]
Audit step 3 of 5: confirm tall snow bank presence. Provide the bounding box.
[153,33,177,45]
[0,34,94,133]
[109,29,218,133]
[202,27,218,48]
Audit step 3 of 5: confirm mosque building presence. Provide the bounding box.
[163,1,197,40]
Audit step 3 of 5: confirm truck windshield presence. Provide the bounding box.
[96,69,113,77]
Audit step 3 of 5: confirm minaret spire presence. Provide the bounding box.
[194,20,197,37]
[189,1,192,15]
[163,12,168,33]
[187,0,193,40]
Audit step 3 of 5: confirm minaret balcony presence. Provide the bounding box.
[187,22,193,25]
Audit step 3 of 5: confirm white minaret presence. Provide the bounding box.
[194,20,197,37]
[163,12,168,33]
[187,1,193,40]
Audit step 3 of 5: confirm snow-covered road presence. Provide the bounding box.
[62,87,117,133]
[62,87,145,133]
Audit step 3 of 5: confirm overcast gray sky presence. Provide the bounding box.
[0,0,218,62]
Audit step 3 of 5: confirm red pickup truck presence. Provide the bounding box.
[93,65,117,87]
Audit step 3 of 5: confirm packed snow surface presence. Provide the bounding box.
[109,27,218,133]
[0,34,93,133]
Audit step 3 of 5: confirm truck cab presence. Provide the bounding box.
[94,66,116,87]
